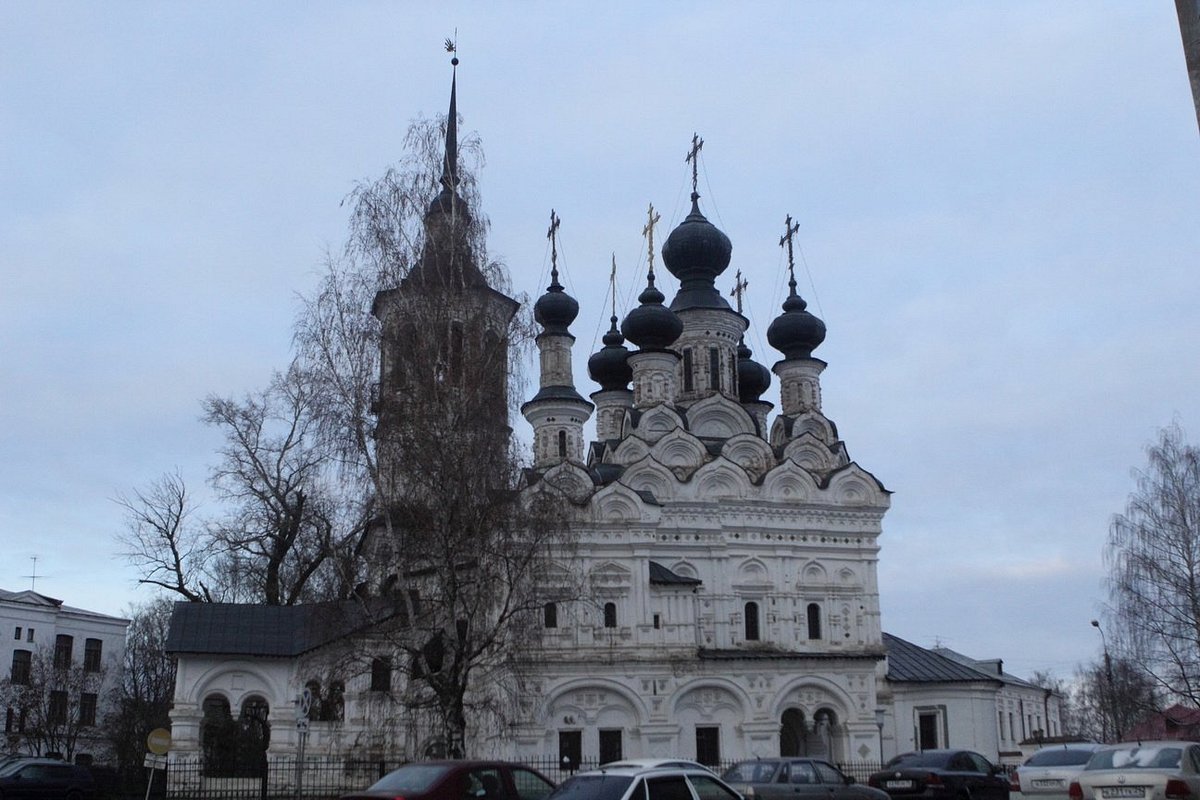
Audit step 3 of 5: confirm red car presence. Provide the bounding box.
[340,760,556,800]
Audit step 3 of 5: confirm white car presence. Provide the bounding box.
[1015,743,1103,800]
[601,760,716,774]
[549,765,742,800]
[1069,741,1200,800]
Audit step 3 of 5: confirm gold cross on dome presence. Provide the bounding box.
[729,270,749,314]
[547,209,561,282]
[779,214,801,287]
[642,203,662,276]
[685,133,704,195]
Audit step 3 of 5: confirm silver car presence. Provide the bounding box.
[1069,741,1200,800]
[549,765,743,800]
[1015,743,1103,800]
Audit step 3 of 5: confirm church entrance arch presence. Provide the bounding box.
[779,707,842,760]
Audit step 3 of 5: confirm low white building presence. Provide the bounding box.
[0,589,129,760]
[880,633,1064,766]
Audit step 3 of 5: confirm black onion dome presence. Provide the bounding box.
[588,316,633,390]
[767,290,827,359]
[621,275,683,349]
[534,276,579,335]
[736,341,772,402]
[662,193,734,311]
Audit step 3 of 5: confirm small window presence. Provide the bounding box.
[603,602,617,628]
[83,638,102,672]
[79,693,98,726]
[806,603,821,640]
[26,628,33,642]
[683,349,695,392]
[54,635,74,669]
[370,656,392,692]
[745,602,760,641]
[48,690,68,725]
[12,627,20,640]
[10,650,31,685]
[544,602,558,629]
[558,430,567,458]
[709,348,721,391]
[653,613,661,630]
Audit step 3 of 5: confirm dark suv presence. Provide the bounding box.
[868,750,1009,800]
[0,758,96,799]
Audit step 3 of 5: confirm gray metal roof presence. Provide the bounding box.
[165,599,394,658]
[883,632,1004,684]
[648,561,702,586]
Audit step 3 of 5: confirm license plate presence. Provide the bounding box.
[886,781,914,790]
[1100,788,1144,799]
[1033,781,1062,788]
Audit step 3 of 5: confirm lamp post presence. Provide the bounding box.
[1091,619,1119,741]
[874,708,886,764]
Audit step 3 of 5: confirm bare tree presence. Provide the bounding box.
[1069,656,1160,742]
[1107,422,1200,705]
[115,472,217,602]
[106,598,176,776]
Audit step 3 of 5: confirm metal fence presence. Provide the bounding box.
[160,755,887,800]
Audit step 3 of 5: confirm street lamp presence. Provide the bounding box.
[874,708,886,764]
[1091,619,1120,741]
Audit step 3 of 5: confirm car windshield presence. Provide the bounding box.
[548,774,635,800]
[886,753,953,769]
[723,762,781,783]
[370,764,452,792]
[1026,750,1095,767]
[0,761,34,778]
[1088,748,1181,771]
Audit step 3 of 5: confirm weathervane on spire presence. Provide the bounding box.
[730,269,749,314]
[779,214,801,293]
[440,33,460,196]
[685,132,704,197]
[642,203,662,281]
[445,31,458,65]
[547,209,562,285]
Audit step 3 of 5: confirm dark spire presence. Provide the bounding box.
[441,45,460,194]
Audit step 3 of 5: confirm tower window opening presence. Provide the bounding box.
[745,602,760,641]
[683,348,695,392]
[603,602,617,628]
[544,602,558,629]
[709,348,720,391]
[807,603,822,640]
[558,430,567,458]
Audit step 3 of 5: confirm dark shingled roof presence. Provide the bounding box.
[165,599,396,658]
[649,561,702,586]
[883,632,1004,685]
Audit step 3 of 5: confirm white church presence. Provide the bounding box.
[164,60,1060,781]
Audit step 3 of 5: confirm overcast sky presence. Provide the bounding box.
[2,3,1197,680]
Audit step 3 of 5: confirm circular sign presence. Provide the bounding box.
[147,728,172,755]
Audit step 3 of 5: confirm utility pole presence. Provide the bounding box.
[1091,620,1120,742]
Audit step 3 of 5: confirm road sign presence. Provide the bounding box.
[146,727,171,755]
[297,718,310,732]
[143,754,168,770]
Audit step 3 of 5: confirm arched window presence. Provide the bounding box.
[558,430,567,458]
[544,602,558,629]
[807,603,822,640]
[603,602,617,628]
[744,602,760,641]
[683,348,695,392]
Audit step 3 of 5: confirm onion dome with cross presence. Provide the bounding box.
[662,134,734,312]
[621,204,683,350]
[767,214,826,359]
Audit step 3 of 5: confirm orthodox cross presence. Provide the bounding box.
[779,214,801,291]
[685,132,704,196]
[610,253,618,319]
[547,209,562,284]
[729,269,749,314]
[643,203,662,277]
[23,555,40,591]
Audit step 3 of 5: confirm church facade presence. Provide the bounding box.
[165,62,895,771]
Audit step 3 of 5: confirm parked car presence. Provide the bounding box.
[602,759,716,774]
[549,764,742,800]
[1014,744,1104,800]
[867,750,1009,800]
[339,760,556,800]
[1068,741,1200,800]
[0,757,96,800]
[723,757,888,800]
